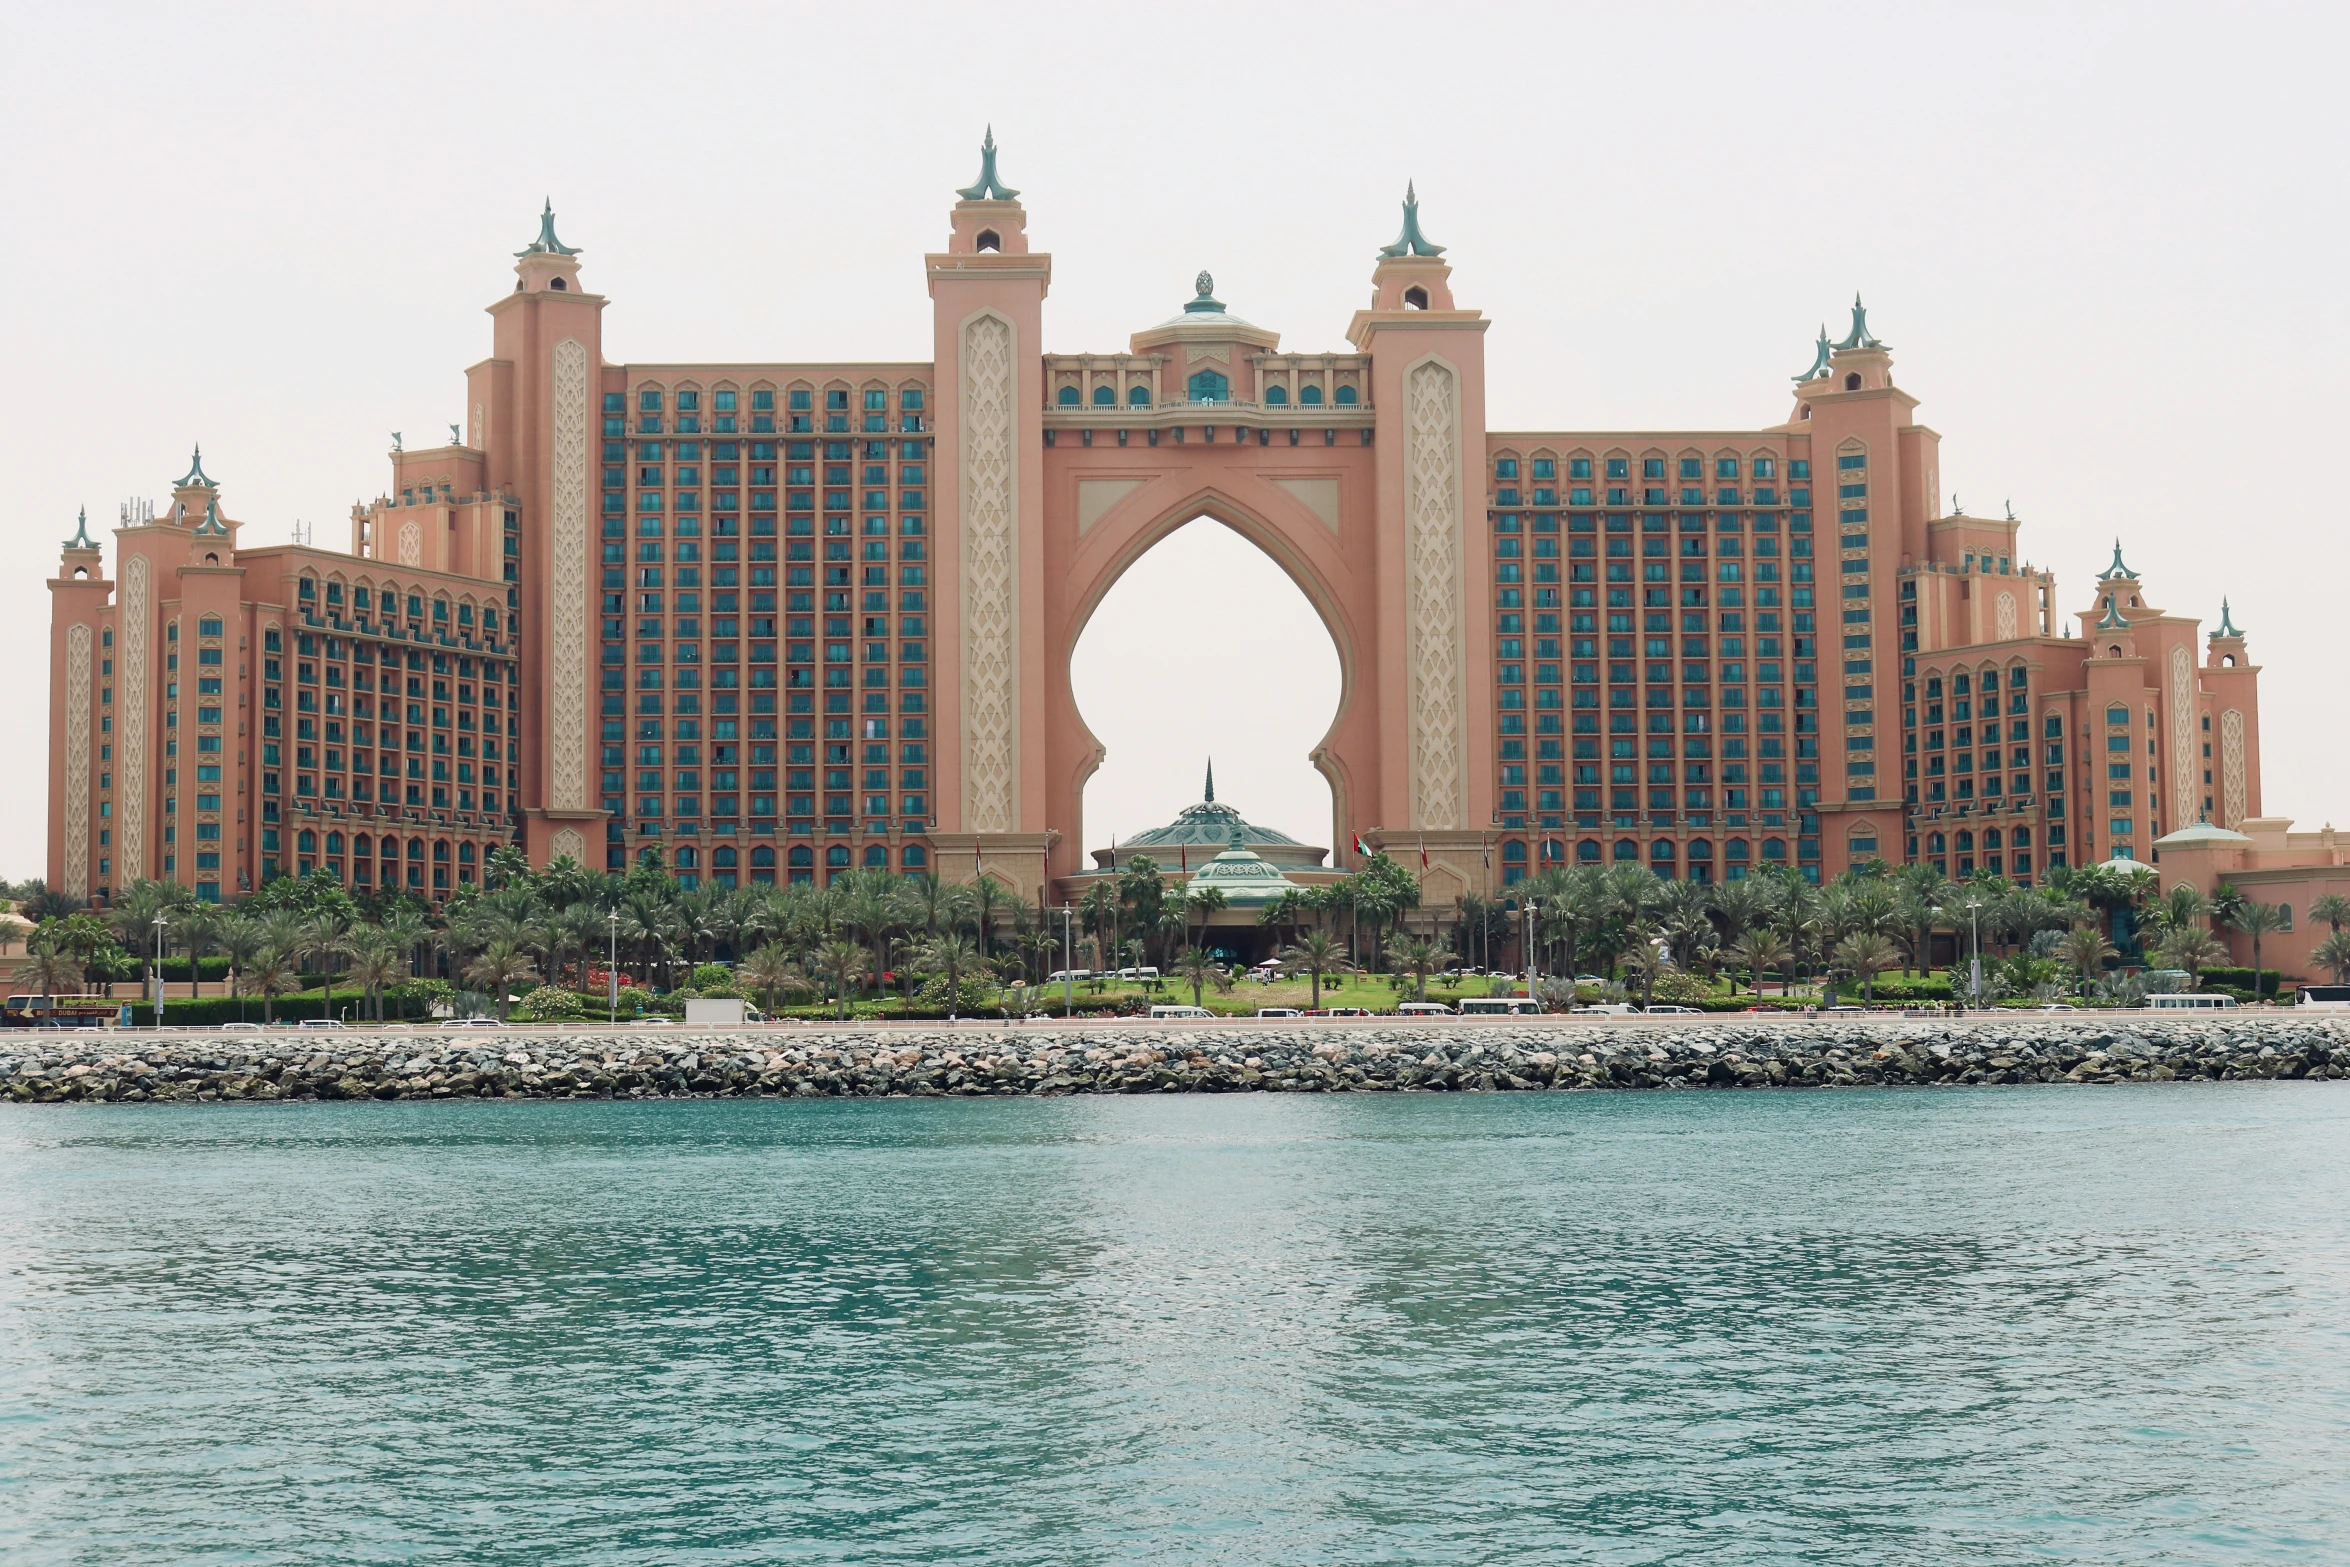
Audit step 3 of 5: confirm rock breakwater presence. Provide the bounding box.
[5,1018,2349,1104]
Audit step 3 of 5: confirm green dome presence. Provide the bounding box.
[1182,827,1305,909]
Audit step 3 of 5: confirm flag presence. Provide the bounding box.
[1353,832,1370,860]
[1419,835,1429,872]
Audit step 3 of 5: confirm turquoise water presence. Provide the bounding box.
[2,1090,2347,1565]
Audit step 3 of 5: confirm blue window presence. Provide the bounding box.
[1128,384,1151,406]
[1300,384,1324,406]
[1334,385,1358,405]
[1092,385,1115,405]
[1057,386,1079,405]
[1187,369,1229,403]
[1265,385,1288,405]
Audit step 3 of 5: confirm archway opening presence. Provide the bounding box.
[1071,517,1341,863]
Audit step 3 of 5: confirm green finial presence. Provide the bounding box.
[1833,292,1885,351]
[1792,323,1833,382]
[955,126,1019,201]
[2101,538,2139,580]
[2214,598,2244,639]
[2096,594,2129,630]
[64,506,95,550]
[1377,181,1446,258]
[515,198,580,258]
[193,498,231,538]
[1182,270,1228,315]
[1204,759,1215,803]
[176,444,215,488]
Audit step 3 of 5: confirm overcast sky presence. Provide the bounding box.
[3,2,2343,875]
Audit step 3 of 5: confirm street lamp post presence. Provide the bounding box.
[606,909,619,1024]
[1523,899,1539,1006]
[151,913,168,1026]
[1966,897,1984,1002]
[1061,904,1074,1016]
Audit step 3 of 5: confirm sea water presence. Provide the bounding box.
[2,1088,2346,1564]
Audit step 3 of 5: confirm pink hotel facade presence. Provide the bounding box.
[45,137,2271,910]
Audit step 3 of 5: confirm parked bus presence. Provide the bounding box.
[2296,984,2350,1011]
[2146,993,2239,1010]
[1458,997,1542,1016]
[3,995,119,1028]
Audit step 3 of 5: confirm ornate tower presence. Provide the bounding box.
[1347,185,1494,900]
[480,201,609,869]
[926,130,1057,888]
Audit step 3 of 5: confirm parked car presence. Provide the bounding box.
[442,1017,506,1029]
[297,1018,348,1030]
[218,1021,268,1032]
[1256,1007,1301,1018]
[2036,1002,2080,1013]
[1642,1004,1701,1015]
[1149,1005,1213,1019]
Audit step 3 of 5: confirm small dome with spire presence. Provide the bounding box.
[176,445,216,489]
[1377,182,1446,258]
[516,199,580,258]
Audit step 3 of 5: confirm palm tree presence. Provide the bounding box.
[462,939,540,1022]
[739,941,800,1015]
[969,875,1011,963]
[1733,927,1792,996]
[813,939,869,1021]
[1383,933,1454,1002]
[2153,927,2224,992]
[2309,894,2350,937]
[2228,901,2284,1004]
[214,913,267,1020]
[345,929,406,1023]
[1619,932,1669,1011]
[2056,923,2117,1000]
[914,933,976,1019]
[248,947,296,1025]
[300,909,356,1019]
[22,940,83,1018]
[1173,945,1223,1008]
[1281,930,1348,1011]
[1831,931,1899,1004]
[2313,928,2350,985]
[176,904,224,998]
[1186,883,1229,953]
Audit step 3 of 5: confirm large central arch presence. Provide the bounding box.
[1044,460,1380,885]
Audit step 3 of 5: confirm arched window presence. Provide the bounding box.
[2280,903,2295,931]
[1091,385,1114,406]
[675,847,698,868]
[1502,840,1527,863]
[1334,385,1359,405]
[550,276,567,290]
[1300,384,1324,406]
[1763,838,1787,861]
[753,846,778,868]
[407,838,425,859]
[1956,830,1974,852]
[1687,839,1713,860]
[298,830,317,853]
[786,846,811,867]
[1264,385,1288,405]
[1056,385,1079,405]
[1614,839,1639,861]
[325,832,343,855]
[902,845,928,868]
[1844,372,1861,390]
[1576,840,1601,862]
[1650,840,1676,863]
[1403,286,1429,310]
[825,845,851,867]
[974,229,1001,252]
[863,844,887,867]
[432,840,450,862]
[1187,369,1229,404]
[1984,829,2002,850]
[198,616,223,637]
[1929,833,1947,853]
[1128,384,1151,406]
[713,846,737,868]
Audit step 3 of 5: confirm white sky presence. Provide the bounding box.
[3,2,2344,875]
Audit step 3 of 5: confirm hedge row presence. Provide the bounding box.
[125,984,438,1028]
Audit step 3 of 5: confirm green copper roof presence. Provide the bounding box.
[193,498,231,537]
[176,444,215,488]
[63,506,95,550]
[1182,825,1307,908]
[1833,293,1885,351]
[515,199,580,258]
[2101,539,2139,580]
[2213,598,2244,638]
[1792,323,1833,382]
[1121,765,1303,851]
[1377,181,1446,258]
[955,126,1020,202]
[2096,594,2130,630]
[2154,819,2252,847]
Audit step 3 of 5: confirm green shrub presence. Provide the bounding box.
[689,962,733,991]
[511,985,586,1022]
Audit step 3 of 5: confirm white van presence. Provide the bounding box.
[2147,992,2239,1010]
[1045,969,1094,984]
[1459,997,1541,1016]
[1116,967,1162,983]
[1149,1004,1212,1019]
[1396,1001,1454,1016]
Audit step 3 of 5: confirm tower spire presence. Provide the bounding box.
[2101,538,2140,580]
[1833,292,1885,351]
[2213,598,2244,639]
[516,198,580,258]
[1377,181,1446,258]
[63,506,95,550]
[1204,758,1215,803]
[955,126,1020,201]
[1792,323,1833,382]
[176,444,215,488]
[2096,593,2130,630]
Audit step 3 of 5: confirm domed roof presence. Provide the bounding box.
[1094,763,1328,873]
[1181,827,1306,908]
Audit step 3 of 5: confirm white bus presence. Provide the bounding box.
[2296,984,2350,1011]
[2147,993,2239,1010]
[1458,997,1541,1016]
